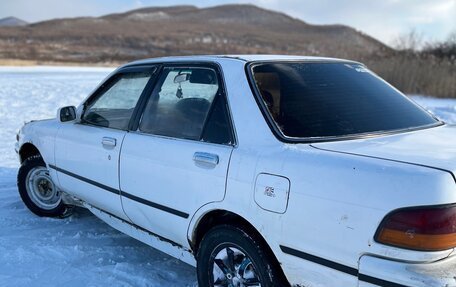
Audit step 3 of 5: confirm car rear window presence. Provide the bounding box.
[249,62,439,140]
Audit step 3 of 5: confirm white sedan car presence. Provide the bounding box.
[15,55,456,287]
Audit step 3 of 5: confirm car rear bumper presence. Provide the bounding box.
[358,254,456,287]
[280,246,456,286]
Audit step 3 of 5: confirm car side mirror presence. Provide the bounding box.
[58,106,76,122]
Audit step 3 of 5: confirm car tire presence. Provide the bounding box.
[17,155,68,217]
[197,224,289,287]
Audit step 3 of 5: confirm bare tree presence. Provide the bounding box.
[422,28,456,60]
[392,28,423,51]
[447,29,456,45]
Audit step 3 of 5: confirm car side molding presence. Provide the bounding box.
[48,164,190,219]
[280,246,409,287]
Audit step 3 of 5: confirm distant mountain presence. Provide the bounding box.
[0,17,28,27]
[0,4,392,63]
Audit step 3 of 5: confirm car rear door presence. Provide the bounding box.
[53,66,157,219]
[119,63,235,245]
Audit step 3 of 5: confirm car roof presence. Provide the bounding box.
[124,54,358,67]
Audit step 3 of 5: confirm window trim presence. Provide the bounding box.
[245,60,443,144]
[80,65,158,131]
[201,92,233,145]
[132,62,237,147]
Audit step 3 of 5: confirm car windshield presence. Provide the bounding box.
[250,62,439,139]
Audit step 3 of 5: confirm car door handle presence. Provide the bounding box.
[193,152,219,166]
[101,137,116,147]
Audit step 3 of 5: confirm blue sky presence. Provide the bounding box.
[1,0,455,45]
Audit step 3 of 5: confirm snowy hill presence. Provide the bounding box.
[0,17,28,27]
[0,4,390,63]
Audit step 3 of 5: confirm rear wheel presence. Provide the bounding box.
[197,225,289,287]
[17,155,68,217]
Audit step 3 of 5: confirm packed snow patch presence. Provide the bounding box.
[410,95,456,124]
[0,66,455,287]
[0,66,114,168]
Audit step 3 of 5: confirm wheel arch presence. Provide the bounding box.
[189,209,290,285]
[19,142,42,164]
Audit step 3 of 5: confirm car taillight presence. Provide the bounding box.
[375,204,456,251]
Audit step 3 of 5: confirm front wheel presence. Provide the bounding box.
[17,155,68,217]
[197,225,289,287]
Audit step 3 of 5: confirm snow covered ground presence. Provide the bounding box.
[410,95,456,124]
[0,66,455,287]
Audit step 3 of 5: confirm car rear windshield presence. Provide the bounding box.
[249,62,439,140]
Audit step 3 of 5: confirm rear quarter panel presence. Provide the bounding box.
[272,144,455,285]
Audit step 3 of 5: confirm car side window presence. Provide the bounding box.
[82,71,152,130]
[139,66,233,144]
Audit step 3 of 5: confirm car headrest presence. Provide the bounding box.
[175,98,211,118]
[189,69,217,85]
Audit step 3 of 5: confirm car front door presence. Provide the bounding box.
[54,66,156,219]
[120,64,235,245]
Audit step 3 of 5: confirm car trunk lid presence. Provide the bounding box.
[312,124,456,179]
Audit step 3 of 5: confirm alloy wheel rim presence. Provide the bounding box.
[211,244,262,287]
[25,166,61,210]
